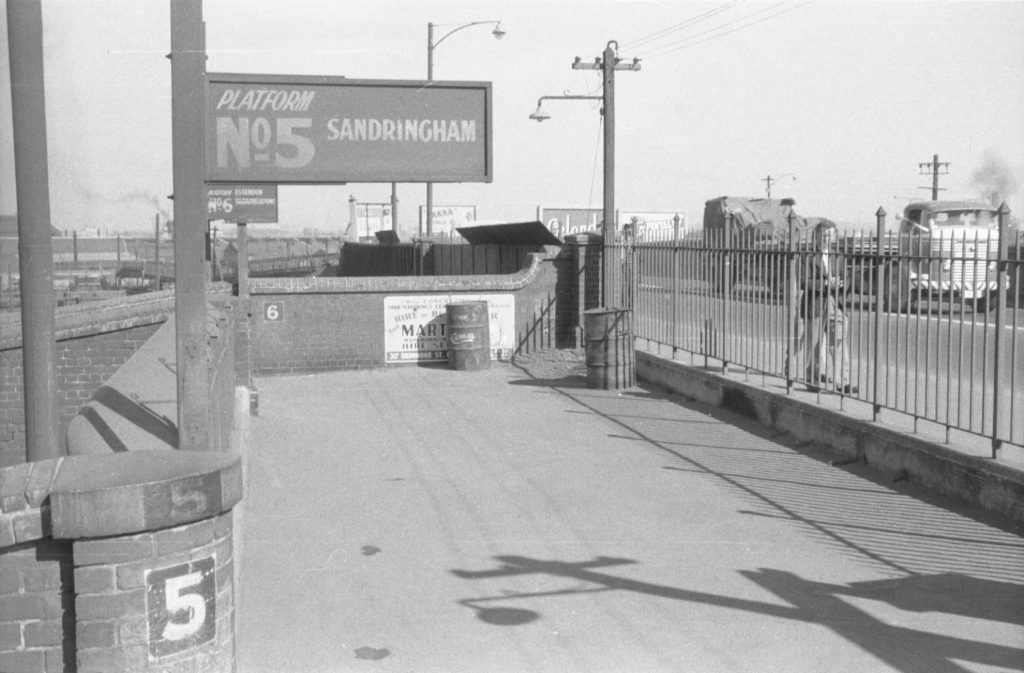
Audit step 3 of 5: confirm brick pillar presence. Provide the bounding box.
[1,459,74,673]
[567,233,603,347]
[0,452,242,673]
[72,513,234,673]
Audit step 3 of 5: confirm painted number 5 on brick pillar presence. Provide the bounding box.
[145,557,216,660]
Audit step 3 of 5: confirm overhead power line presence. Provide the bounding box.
[640,0,814,60]
[621,0,746,51]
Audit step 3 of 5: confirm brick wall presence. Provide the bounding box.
[248,244,587,374]
[0,293,173,467]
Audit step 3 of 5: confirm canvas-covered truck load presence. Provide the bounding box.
[702,196,834,246]
[702,196,837,293]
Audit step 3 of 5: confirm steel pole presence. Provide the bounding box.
[7,0,61,461]
[872,207,886,421]
[601,42,616,307]
[425,23,434,237]
[170,0,210,450]
[237,222,249,300]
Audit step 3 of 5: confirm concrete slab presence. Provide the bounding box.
[236,355,1024,673]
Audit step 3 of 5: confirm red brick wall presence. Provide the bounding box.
[1,294,173,467]
[248,246,584,374]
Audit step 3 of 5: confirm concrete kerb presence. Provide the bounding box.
[635,350,1024,524]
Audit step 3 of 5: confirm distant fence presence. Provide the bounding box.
[613,223,1024,455]
[338,242,544,277]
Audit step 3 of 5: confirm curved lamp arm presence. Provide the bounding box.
[528,94,602,121]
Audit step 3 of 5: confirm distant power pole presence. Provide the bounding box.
[918,154,949,200]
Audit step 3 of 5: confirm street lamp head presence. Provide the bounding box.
[529,104,550,122]
[491,22,506,39]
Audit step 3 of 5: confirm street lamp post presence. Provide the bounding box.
[763,172,796,199]
[531,41,640,307]
[425,20,504,236]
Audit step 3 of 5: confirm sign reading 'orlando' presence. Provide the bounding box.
[206,74,492,184]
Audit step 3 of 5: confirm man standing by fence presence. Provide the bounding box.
[794,222,857,394]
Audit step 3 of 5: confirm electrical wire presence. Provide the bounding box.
[588,114,605,214]
[640,1,814,60]
[621,0,746,51]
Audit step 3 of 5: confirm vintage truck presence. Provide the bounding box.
[701,196,835,294]
[883,200,1004,313]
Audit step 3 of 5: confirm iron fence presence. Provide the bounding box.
[612,211,1023,456]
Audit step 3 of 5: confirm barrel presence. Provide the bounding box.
[446,301,491,370]
[583,307,635,389]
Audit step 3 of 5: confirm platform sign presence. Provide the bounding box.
[206,74,492,184]
[384,294,514,363]
[207,184,278,222]
[145,557,216,659]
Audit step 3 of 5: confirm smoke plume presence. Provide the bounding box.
[970,149,1019,205]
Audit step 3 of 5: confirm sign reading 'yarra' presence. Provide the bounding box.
[206,74,492,184]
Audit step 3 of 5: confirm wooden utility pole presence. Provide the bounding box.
[573,41,641,308]
[918,154,949,200]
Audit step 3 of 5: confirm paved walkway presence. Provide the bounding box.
[236,353,1024,673]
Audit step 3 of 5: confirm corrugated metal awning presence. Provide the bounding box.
[456,221,562,246]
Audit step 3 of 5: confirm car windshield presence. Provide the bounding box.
[926,209,997,228]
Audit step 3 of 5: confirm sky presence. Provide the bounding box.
[1,0,1023,237]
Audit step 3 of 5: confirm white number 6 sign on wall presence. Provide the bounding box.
[264,302,283,321]
[145,557,216,659]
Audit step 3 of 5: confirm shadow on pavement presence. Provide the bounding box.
[451,555,1024,673]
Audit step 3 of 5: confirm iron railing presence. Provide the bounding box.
[612,209,1023,457]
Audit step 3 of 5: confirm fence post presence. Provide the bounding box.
[873,207,886,421]
[991,202,1010,458]
[721,213,734,374]
[785,208,797,393]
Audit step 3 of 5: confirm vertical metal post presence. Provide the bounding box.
[722,212,733,374]
[785,208,797,393]
[170,0,210,451]
[991,202,1010,458]
[601,42,616,308]
[425,23,434,237]
[873,207,886,422]
[237,222,249,300]
[391,184,399,233]
[154,214,162,291]
[72,229,78,269]
[7,0,61,461]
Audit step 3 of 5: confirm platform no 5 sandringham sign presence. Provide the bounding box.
[206,73,492,184]
[145,557,216,659]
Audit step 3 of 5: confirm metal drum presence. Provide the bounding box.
[446,301,491,370]
[583,307,635,389]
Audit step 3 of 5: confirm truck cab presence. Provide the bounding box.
[887,200,1003,312]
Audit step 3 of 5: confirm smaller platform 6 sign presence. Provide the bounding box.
[146,557,216,659]
[264,303,284,321]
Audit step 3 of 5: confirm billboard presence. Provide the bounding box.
[383,294,514,363]
[539,207,604,238]
[418,205,478,235]
[206,184,278,223]
[621,211,686,240]
[206,74,492,184]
